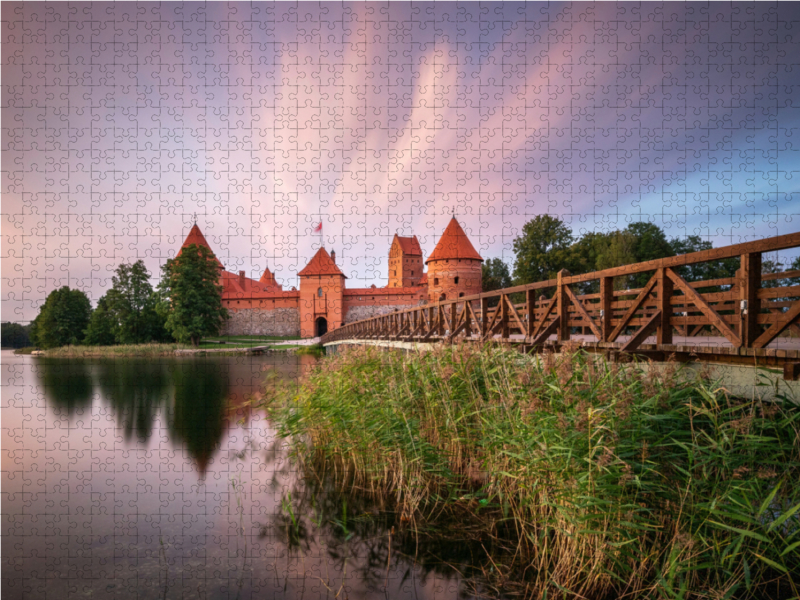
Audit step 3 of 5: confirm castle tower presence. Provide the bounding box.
[426,217,483,302]
[178,224,224,269]
[298,247,346,338]
[388,234,423,288]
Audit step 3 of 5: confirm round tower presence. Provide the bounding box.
[426,217,483,302]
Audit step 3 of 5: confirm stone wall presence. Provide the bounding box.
[221,308,300,337]
[345,303,419,324]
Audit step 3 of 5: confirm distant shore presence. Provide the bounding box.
[13,340,322,358]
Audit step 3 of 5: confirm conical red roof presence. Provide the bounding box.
[297,247,347,277]
[425,217,483,263]
[259,265,279,288]
[178,224,223,268]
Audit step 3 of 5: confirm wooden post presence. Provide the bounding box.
[740,252,762,348]
[557,270,571,342]
[501,295,509,339]
[450,302,457,339]
[480,297,488,338]
[657,268,673,345]
[526,289,535,340]
[600,276,613,342]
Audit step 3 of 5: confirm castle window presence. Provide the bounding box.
[317,287,323,297]
[411,271,414,276]
[459,292,464,298]
[454,276,459,284]
[434,278,439,285]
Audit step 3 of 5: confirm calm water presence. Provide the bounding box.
[1,350,478,600]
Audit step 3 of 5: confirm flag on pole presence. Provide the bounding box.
[313,222,322,234]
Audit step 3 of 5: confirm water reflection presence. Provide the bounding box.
[95,360,171,442]
[168,361,228,476]
[36,358,94,415]
[3,351,476,600]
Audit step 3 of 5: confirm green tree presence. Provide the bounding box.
[30,286,92,349]
[482,258,512,292]
[595,230,638,289]
[1,322,31,348]
[83,291,119,346]
[626,222,674,264]
[158,244,228,347]
[108,260,162,344]
[512,215,574,285]
[669,236,738,288]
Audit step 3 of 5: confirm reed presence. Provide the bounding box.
[44,343,182,357]
[268,342,800,599]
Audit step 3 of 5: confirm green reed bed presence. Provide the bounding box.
[269,343,800,599]
[44,343,182,357]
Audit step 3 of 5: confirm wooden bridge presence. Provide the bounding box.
[321,232,800,380]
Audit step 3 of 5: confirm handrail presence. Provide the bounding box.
[321,231,800,359]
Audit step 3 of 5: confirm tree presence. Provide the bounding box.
[669,236,738,287]
[482,258,512,293]
[30,286,92,349]
[109,260,163,344]
[595,230,638,289]
[512,215,575,285]
[1,322,31,348]
[626,222,674,264]
[83,291,119,346]
[158,244,228,347]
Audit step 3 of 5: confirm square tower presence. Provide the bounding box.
[388,234,423,288]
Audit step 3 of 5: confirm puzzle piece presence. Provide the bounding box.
[3,3,800,598]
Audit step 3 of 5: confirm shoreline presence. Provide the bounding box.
[13,342,319,358]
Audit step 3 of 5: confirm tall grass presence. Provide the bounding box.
[268,343,800,599]
[44,343,182,357]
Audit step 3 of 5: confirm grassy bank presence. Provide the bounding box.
[42,343,183,357]
[268,343,800,599]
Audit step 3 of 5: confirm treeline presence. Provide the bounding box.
[483,215,800,293]
[18,244,228,350]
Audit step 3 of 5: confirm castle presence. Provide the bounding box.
[177,217,484,338]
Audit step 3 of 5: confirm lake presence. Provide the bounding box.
[1,350,483,600]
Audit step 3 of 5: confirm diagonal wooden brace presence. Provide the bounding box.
[564,285,602,339]
[753,299,800,349]
[621,310,661,352]
[665,268,740,347]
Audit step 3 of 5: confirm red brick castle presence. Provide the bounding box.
[177,217,483,338]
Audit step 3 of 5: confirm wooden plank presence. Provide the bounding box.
[763,269,800,281]
[531,316,560,346]
[608,274,657,342]
[621,310,662,352]
[500,294,510,339]
[740,253,762,348]
[600,276,613,342]
[657,268,674,345]
[532,294,555,338]
[753,299,800,348]
[666,268,741,347]
[757,285,800,300]
[505,295,527,334]
[480,297,488,338]
[483,298,502,340]
[785,363,800,381]
[565,231,800,286]
[526,289,535,338]
[564,284,602,339]
[557,270,570,342]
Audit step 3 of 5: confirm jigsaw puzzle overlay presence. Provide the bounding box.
[3,3,800,599]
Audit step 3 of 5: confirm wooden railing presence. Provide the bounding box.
[321,232,800,368]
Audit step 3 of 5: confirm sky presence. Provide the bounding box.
[3,2,800,322]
